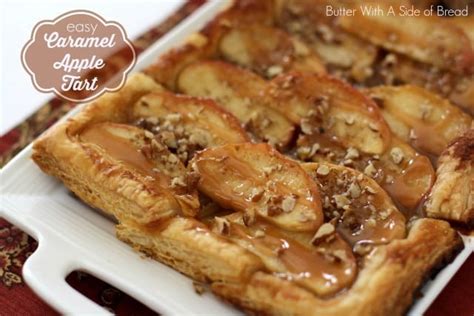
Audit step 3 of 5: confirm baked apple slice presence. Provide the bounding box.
[178,61,294,148]
[79,122,200,220]
[301,162,406,251]
[190,143,323,232]
[366,85,472,156]
[144,34,213,90]
[448,16,474,44]
[276,0,379,83]
[380,138,435,210]
[131,90,249,163]
[267,73,392,155]
[338,7,473,73]
[297,135,435,211]
[375,53,474,115]
[219,23,325,78]
[210,213,356,296]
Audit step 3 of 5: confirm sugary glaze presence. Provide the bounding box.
[213,215,357,296]
[30,1,472,315]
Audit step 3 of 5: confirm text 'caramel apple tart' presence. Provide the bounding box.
[32,1,473,315]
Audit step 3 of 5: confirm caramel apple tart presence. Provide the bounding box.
[32,1,472,315]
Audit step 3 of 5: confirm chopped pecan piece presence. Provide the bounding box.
[132,90,249,164]
[302,162,406,247]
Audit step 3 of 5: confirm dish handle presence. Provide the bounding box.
[22,233,111,315]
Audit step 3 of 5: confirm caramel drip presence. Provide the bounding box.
[303,163,406,246]
[337,206,406,247]
[383,155,434,211]
[298,133,434,214]
[228,221,356,295]
[80,125,156,177]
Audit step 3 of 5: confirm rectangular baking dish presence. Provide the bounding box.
[1,1,472,314]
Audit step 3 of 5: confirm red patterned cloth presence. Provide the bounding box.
[0,1,472,315]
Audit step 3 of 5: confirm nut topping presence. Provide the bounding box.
[254,229,265,238]
[300,118,313,135]
[267,65,284,78]
[316,164,330,176]
[364,161,377,177]
[214,217,230,235]
[282,195,297,213]
[390,147,404,164]
[333,194,350,209]
[345,147,359,160]
[170,176,186,188]
[348,182,361,198]
[311,223,335,245]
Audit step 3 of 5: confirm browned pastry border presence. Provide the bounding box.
[32,74,167,224]
[118,218,462,316]
[426,129,474,226]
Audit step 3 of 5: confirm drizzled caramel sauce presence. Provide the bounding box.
[79,123,196,215]
[193,144,322,232]
[297,132,434,215]
[384,155,435,212]
[80,123,158,178]
[226,220,356,296]
[393,110,449,157]
[336,204,406,248]
[302,162,406,249]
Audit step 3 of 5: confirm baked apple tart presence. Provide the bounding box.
[32,0,472,315]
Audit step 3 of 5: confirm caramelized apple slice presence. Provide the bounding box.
[144,34,213,90]
[338,7,473,72]
[268,73,392,155]
[366,85,472,156]
[380,138,435,210]
[297,134,435,211]
[178,61,295,148]
[277,0,379,82]
[211,214,356,296]
[301,162,406,250]
[219,23,325,78]
[80,122,200,220]
[309,32,378,83]
[132,91,249,163]
[190,143,323,232]
[378,54,474,115]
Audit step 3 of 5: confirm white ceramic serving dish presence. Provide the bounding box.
[1,0,472,314]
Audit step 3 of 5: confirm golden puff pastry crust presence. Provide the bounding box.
[32,73,177,225]
[118,215,461,316]
[32,73,248,225]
